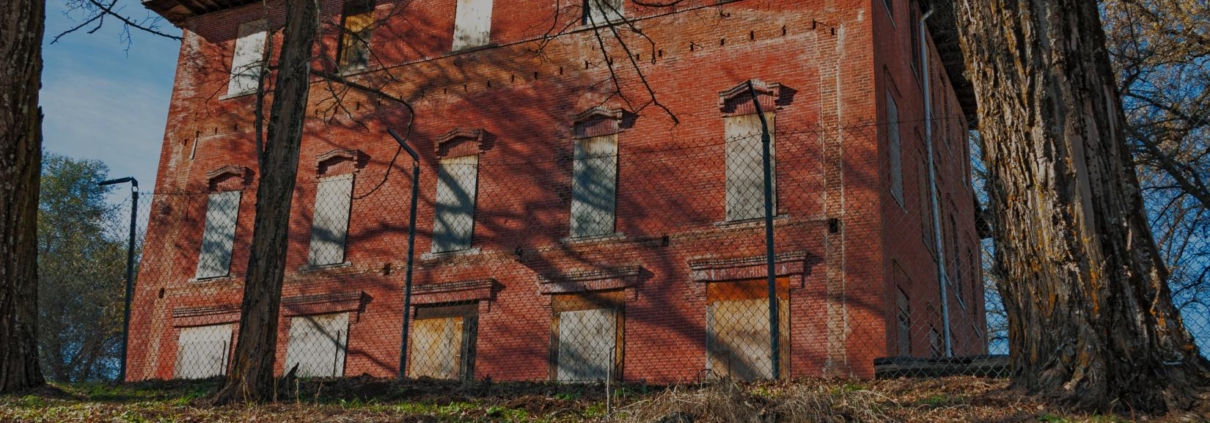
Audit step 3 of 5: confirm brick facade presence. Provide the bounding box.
[127,0,985,383]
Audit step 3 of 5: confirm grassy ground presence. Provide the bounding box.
[1,376,1204,422]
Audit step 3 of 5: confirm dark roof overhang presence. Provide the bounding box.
[922,0,978,128]
[143,0,257,24]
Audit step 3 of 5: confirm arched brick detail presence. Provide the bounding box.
[719,79,795,116]
[572,106,636,139]
[435,128,492,158]
[205,165,250,191]
[316,148,367,175]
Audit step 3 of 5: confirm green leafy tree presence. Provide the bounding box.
[36,153,126,382]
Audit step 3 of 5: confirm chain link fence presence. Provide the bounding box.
[44,120,1209,385]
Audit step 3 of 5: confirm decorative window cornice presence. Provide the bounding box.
[572,107,635,139]
[688,250,810,283]
[538,265,642,294]
[281,290,368,316]
[435,128,492,158]
[316,148,367,174]
[719,79,793,116]
[205,165,250,188]
[411,278,497,306]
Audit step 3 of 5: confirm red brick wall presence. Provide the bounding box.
[126,0,983,383]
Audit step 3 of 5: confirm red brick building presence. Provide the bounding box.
[128,0,985,383]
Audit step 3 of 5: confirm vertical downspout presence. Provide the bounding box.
[920,8,953,357]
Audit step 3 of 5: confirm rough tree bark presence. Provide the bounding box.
[212,0,318,404]
[953,0,1210,413]
[0,0,47,394]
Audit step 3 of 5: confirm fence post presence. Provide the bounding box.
[389,129,421,379]
[99,177,139,383]
[747,80,780,379]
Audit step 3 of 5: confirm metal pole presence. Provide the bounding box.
[747,80,780,379]
[389,129,421,379]
[99,177,138,382]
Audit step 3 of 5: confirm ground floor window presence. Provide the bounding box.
[550,290,624,382]
[705,278,789,380]
[409,302,478,381]
[284,313,349,377]
[174,323,233,379]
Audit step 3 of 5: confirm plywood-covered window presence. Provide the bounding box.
[887,91,904,206]
[228,20,267,96]
[584,0,624,25]
[550,291,624,382]
[308,174,354,266]
[896,288,911,357]
[951,215,964,308]
[338,0,375,71]
[196,190,241,279]
[284,313,349,377]
[725,112,776,221]
[452,0,492,50]
[174,324,233,379]
[928,324,942,358]
[705,278,789,380]
[918,151,934,257]
[432,154,479,253]
[409,303,478,381]
[570,135,618,238]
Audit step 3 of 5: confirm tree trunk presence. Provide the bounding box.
[212,0,318,404]
[0,0,46,395]
[953,0,1210,413]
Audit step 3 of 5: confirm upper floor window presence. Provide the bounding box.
[887,90,904,206]
[570,107,628,239]
[195,166,249,280]
[432,129,490,253]
[453,0,493,51]
[308,174,355,266]
[719,80,783,222]
[228,20,267,97]
[910,2,922,81]
[584,0,624,25]
[307,149,364,267]
[339,0,375,71]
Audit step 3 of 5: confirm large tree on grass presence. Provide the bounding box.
[951,0,1210,413]
[0,0,46,394]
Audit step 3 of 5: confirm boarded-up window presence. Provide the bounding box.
[928,324,942,358]
[452,0,492,50]
[196,191,241,279]
[308,174,354,266]
[285,313,349,378]
[339,0,375,71]
[918,154,934,256]
[584,0,624,25]
[887,91,904,206]
[551,291,623,382]
[409,303,478,381]
[174,324,233,379]
[951,216,963,307]
[725,113,776,221]
[706,279,789,380]
[570,135,618,238]
[897,288,911,357]
[228,20,267,96]
[432,155,479,253]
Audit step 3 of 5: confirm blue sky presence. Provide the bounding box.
[41,0,181,192]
